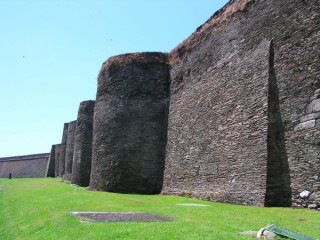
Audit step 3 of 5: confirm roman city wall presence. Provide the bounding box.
[71,100,95,187]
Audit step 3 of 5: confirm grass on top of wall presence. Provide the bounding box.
[0,178,319,240]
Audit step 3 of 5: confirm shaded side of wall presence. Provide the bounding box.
[269,0,320,207]
[46,145,56,177]
[265,41,291,207]
[0,153,49,178]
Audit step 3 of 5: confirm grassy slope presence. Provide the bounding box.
[0,178,319,240]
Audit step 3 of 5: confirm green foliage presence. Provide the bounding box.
[0,178,319,240]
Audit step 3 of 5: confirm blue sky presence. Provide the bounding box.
[0,0,228,157]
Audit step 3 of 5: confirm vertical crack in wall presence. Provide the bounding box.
[265,41,292,207]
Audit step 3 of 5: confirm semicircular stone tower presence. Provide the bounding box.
[71,100,95,187]
[54,144,61,177]
[64,120,77,181]
[59,123,69,177]
[89,52,170,194]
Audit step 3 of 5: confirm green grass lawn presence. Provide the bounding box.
[0,178,319,240]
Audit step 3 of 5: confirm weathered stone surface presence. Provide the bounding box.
[89,52,170,194]
[300,113,315,123]
[294,120,316,131]
[262,231,277,239]
[312,99,320,112]
[59,123,68,177]
[310,94,320,101]
[54,144,61,177]
[163,35,270,206]
[46,145,56,177]
[308,204,318,209]
[64,120,77,181]
[300,190,312,199]
[71,100,95,187]
[161,0,320,206]
[306,103,313,114]
[300,111,320,123]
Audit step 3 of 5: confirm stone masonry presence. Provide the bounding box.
[0,154,49,178]
[54,144,61,177]
[71,100,95,187]
[59,123,69,177]
[162,0,320,206]
[10,0,319,208]
[64,120,77,181]
[89,52,170,194]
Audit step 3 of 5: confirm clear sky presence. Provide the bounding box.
[0,0,229,157]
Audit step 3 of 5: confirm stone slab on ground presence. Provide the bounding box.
[176,203,210,207]
[69,212,172,223]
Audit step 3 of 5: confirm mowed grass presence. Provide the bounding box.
[0,178,319,240]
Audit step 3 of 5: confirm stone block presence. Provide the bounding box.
[300,113,315,122]
[294,120,315,131]
[312,99,320,112]
[314,112,320,119]
[305,103,312,114]
[308,204,318,209]
[310,94,320,101]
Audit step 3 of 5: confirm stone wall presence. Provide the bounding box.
[162,0,320,206]
[0,153,49,178]
[71,100,95,187]
[7,0,319,207]
[59,123,69,177]
[89,52,170,194]
[163,37,270,206]
[289,88,320,207]
[54,144,61,177]
[64,120,77,180]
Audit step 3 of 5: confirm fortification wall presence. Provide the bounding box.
[0,153,49,178]
[163,19,271,206]
[59,123,69,177]
[64,120,77,180]
[162,0,320,206]
[72,100,95,187]
[7,0,319,207]
[54,144,61,177]
[90,52,170,194]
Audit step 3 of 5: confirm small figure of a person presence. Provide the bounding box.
[9,172,12,179]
